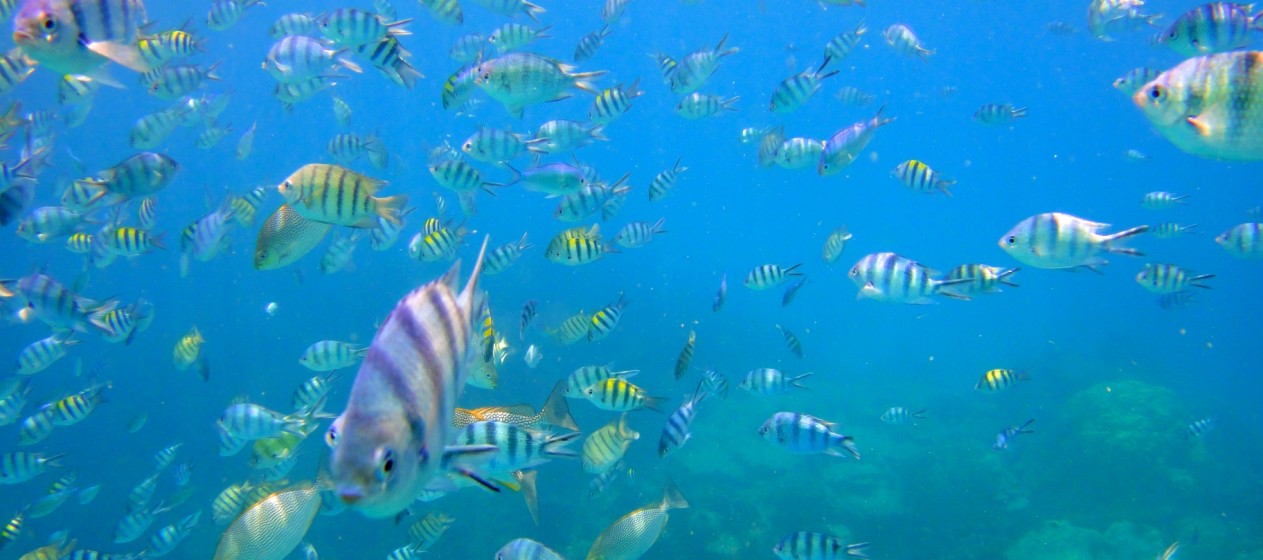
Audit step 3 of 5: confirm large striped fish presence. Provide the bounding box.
[326,237,490,518]
[13,0,151,82]
[998,212,1147,271]
[1133,51,1263,161]
[848,252,970,304]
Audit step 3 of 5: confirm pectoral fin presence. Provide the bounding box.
[1186,114,1212,137]
[86,41,150,73]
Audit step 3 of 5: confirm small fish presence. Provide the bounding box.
[585,481,688,559]
[993,419,1035,451]
[781,278,808,307]
[658,382,707,458]
[818,107,893,175]
[518,300,538,340]
[472,52,605,118]
[0,451,62,484]
[407,512,455,551]
[774,532,871,560]
[16,333,80,375]
[462,127,544,164]
[893,159,955,196]
[453,421,577,475]
[674,330,696,379]
[883,24,933,61]
[172,326,207,380]
[1215,222,1263,258]
[497,538,564,560]
[574,25,612,62]
[1142,191,1190,210]
[835,86,876,106]
[317,8,411,48]
[713,274,727,312]
[507,162,588,195]
[583,413,639,474]
[1156,3,1258,57]
[675,92,739,119]
[535,119,608,153]
[614,218,666,249]
[271,13,317,38]
[564,364,638,397]
[300,340,367,371]
[590,79,645,124]
[701,369,729,400]
[880,407,926,426]
[999,212,1147,270]
[759,412,860,459]
[1152,222,1199,238]
[940,264,1020,298]
[254,205,333,270]
[740,368,811,395]
[1186,417,1216,439]
[1113,67,1160,95]
[484,232,533,274]
[745,263,804,291]
[1136,264,1214,293]
[582,378,664,412]
[588,292,629,342]
[823,20,868,65]
[319,231,363,274]
[545,224,614,266]
[669,34,739,95]
[524,344,542,368]
[236,122,258,160]
[975,369,1030,392]
[770,59,837,113]
[207,0,263,31]
[293,372,341,411]
[974,103,1028,125]
[488,23,551,53]
[552,310,592,345]
[822,227,852,263]
[219,402,313,441]
[775,324,804,358]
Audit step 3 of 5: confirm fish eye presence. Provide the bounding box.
[325,426,338,446]
[1005,235,1017,246]
[379,449,395,479]
[41,16,56,30]
[1148,85,1165,100]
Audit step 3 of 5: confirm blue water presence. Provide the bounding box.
[2,0,1262,558]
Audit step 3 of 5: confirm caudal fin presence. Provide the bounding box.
[661,478,689,510]
[542,380,578,431]
[1105,225,1149,256]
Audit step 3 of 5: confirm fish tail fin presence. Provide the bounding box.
[1193,274,1215,288]
[542,380,578,431]
[790,372,813,388]
[847,543,872,559]
[999,267,1020,287]
[643,395,666,413]
[395,59,424,90]
[44,453,67,469]
[542,431,580,458]
[375,194,409,226]
[832,434,862,459]
[571,70,607,94]
[661,478,688,510]
[1104,225,1149,254]
[1011,106,1029,118]
[523,1,546,23]
[913,409,928,419]
[335,51,363,74]
[652,217,667,234]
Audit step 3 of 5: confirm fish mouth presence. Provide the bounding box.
[337,486,365,504]
[12,31,33,44]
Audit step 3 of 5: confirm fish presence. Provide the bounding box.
[835,86,876,106]
[588,292,629,342]
[0,274,116,333]
[1215,222,1263,257]
[546,224,614,265]
[271,13,316,38]
[1113,67,1160,95]
[299,341,368,371]
[880,407,926,426]
[497,538,564,560]
[585,480,688,560]
[849,252,970,304]
[472,52,605,118]
[462,127,545,164]
[583,413,639,474]
[213,482,323,560]
[701,369,728,400]
[16,333,79,374]
[575,25,612,62]
[453,381,577,432]
[822,227,852,263]
[999,212,1148,270]
[535,119,608,153]
[326,239,490,517]
[356,36,423,90]
[1157,540,1182,560]
[207,0,262,30]
[589,79,645,124]
[759,412,860,459]
[775,324,804,358]
[993,419,1035,450]
[407,512,454,551]
[712,274,727,312]
[1136,264,1215,293]
[488,22,551,53]
[582,378,664,413]
[147,511,199,557]
[468,0,544,22]
[277,164,406,228]
[675,92,739,119]
[781,278,808,307]
[1141,191,1189,209]
[818,107,893,175]
[419,0,463,25]
[508,162,588,195]
[218,402,314,441]
[975,368,1030,392]
[455,421,578,475]
[668,34,738,95]
[172,326,205,379]
[744,263,803,290]
[647,158,688,201]
[13,0,150,82]
[316,8,410,48]
[773,532,871,560]
[939,264,1019,297]
[552,309,592,345]
[523,344,542,369]
[254,204,334,270]
[673,330,696,379]
[292,372,341,410]
[1088,0,1162,40]
[264,36,361,85]
[893,160,955,196]
[519,300,537,339]
[1131,51,1263,160]
[658,382,707,458]
[1186,417,1216,439]
[429,156,502,194]
[740,368,811,395]
[0,452,62,484]
[1151,222,1199,239]
[564,364,638,397]
[974,103,1027,125]
[484,232,532,274]
[770,59,837,113]
[883,24,932,61]
[1156,2,1258,57]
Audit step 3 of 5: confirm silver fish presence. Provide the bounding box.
[213,482,322,560]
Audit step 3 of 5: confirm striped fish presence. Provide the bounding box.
[673,330,695,379]
[213,483,322,560]
[613,218,666,248]
[115,503,170,543]
[16,333,79,374]
[0,510,21,550]
[759,412,860,459]
[974,103,1027,125]
[586,481,688,559]
[153,443,181,472]
[172,326,204,371]
[319,231,363,274]
[483,232,532,275]
[1113,66,1161,95]
[818,107,893,175]
[317,8,411,48]
[999,212,1148,270]
[50,384,107,426]
[0,451,62,484]
[821,227,852,263]
[583,413,638,474]
[408,512,454,551]
[469,0,544,21]
[147,511,199,557]
[355,36,423,90]
[701,368,728,400]
[408,224,467,262]
[0,49,34,96]
[0,382,30,426]
[141,63,221,100]
[371,206,414,251]
[300,341,367,371]
[429,157,501,194]
[883,24,932,61]
[265,36,361,84]
[1215,222,1263,258]
[1142,191,1189,209]
[589,79,644,124]
[940,264,1019,297]
[273,75,339,111]
[658,382,707,457]
[740,368,811,395]
[462,127,544,163]
[13,0,150,79]
[993,419,1035,451]
[1186,417,1216,439]
[574,25,611,62]
[647,158,688,201]
[270,13,316,38]
[419,0,463,25]
[450,34,485,62]
[278,164,406,228]
[555,178,630,223]
[773,532,871,560]
[781,278,808,307]
[545,224,613,266]
[442,64,478,110]
[770,59,838,113]
[602,0,628,23]
[670,34,739,95]
[775,324,804,358]
[131,107,186,148]
[552,309,591,345]
[327,239,490,518]
[207,0,263,31]
[824,20,868,65]
[1152,222,1199,239]
[471,52,605,119]
[211,482,264,525]
[489,23,550,53]
[535,119,607,153]
[497,539,564,560]
[1157,3,1259,57]
[180,204,237,276]
[893,159,955,196]
[835,85,876,106]
[138,28,201,68]
[518,300,537,340]
[588,292,628,342]
[675,92,739,119]
[744,263,803,290]
[0,273,116,333]
[849,252,970,303]
[17,408,57,445]
[712,274,727,312]
[564,364,637,397]
[582,378,664,412]
[1135,263,1214,293]
[975,368,1030,392]
[453,421,578,474]
[880,407,926,426]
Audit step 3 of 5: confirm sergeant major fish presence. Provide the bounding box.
[326,238,490,518]
[1132,51,1263,160]
[998,212,1147,270]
